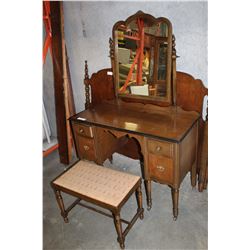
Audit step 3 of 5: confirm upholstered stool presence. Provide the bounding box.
[51,160,144,249]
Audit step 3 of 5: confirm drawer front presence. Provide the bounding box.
[148,154,174,184]
[73,123,93,138]
[78,137,95,161]
[148,139,173,158]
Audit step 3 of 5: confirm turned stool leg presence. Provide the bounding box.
[171,188,179,221]
[112,212,125,249]
[144,180,152,211]
[54,190,68,223]
[135,184,144,219]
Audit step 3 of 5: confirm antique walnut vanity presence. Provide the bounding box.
[69,11,207,220]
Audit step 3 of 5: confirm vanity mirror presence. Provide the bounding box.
[110,11,173,104]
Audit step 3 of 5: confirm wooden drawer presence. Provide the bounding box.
[148,153,174,184]
[73,123,93,138]
[148,139,173,158]
[78,137,95,161]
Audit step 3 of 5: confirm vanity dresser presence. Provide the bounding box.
[69,11,207,220]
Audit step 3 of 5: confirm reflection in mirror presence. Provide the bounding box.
[116,17,169,98]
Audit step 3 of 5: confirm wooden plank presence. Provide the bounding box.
[60,2,72,161]
[50,1,69,164]
[65,46,76,116]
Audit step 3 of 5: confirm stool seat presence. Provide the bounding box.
[53,161,140,208]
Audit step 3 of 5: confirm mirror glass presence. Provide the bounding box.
[114,15,172,99]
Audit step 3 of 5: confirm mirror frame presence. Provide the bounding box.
[110,11,173,106]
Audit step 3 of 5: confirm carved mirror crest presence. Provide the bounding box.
[110,11,173,105]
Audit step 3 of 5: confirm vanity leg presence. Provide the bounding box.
[144,180,152,210]
[109,154,113,164]
[135,184,144,219]
[191,161,197,188]
[198,166,205,192]
[171,188,179,221]
[112,212,125,249]
[54,190,69,223]
[203,166,208,189]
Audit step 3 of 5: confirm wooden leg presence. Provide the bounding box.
[171,188,179,221]
[191,161,197,188]
[203,165,208,189]
[112,212,125,249]
[198,168,205,192]
[108,154,113,164]
[135,184,144,219]
[198,159,208,192]
[144,180,152,211]
[54,190,68,223]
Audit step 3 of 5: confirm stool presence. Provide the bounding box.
[51,160,144,249]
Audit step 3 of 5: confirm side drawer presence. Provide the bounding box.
[73,123,93,138]
[78,137,96,161]
[148,153,174,184]
[148,139,173,158]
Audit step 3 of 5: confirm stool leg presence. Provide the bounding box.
[135,184,144,219]
[54,190,68,223]
[171,188,179,221]
[144,180,152,211]
[112,212,125,249]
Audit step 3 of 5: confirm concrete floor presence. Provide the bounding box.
[43,151,207,250]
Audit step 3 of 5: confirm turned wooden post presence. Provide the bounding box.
[171,188,179,221]
[144,180,152,211]
[54,190,68,223]
[109,37,115,69]
[172,35,178,106]
[84,60,90,109]
[112,213,125,249]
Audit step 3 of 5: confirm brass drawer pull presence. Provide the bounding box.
[79,128,84,133]
[156,146,161,152]
[156,165,165,172]
[83,145,90,151]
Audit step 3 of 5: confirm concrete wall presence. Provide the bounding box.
[63,1,208,113]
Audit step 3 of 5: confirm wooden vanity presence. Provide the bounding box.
[70,100,199,220]
[69,11,207,220]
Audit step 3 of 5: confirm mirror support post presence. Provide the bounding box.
[172,35,177,106]
[84,60,90,109]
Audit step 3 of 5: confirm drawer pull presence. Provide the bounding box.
[156,146,161,152]
[79,129,84,133]
[83,145,89,151]
[156,165,165,172]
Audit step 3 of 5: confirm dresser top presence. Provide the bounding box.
[70,102,200,143]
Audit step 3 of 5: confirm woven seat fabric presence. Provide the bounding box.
[53,161,140,207]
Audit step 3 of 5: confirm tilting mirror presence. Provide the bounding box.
[111,11,173,103]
